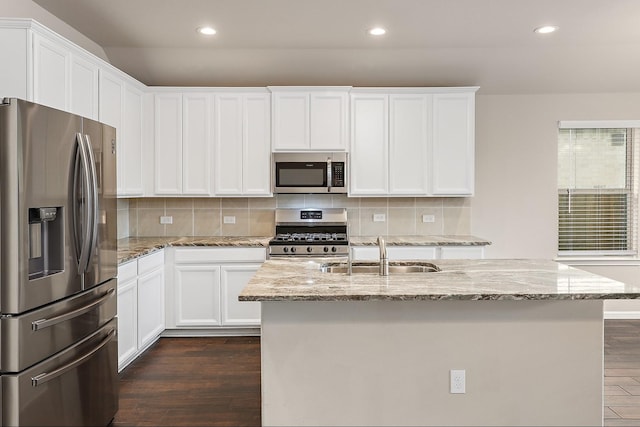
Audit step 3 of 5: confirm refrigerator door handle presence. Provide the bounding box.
[30,328,116,387]
[72,133,93,275]
[31,288,115,331]
[83,134,99,271]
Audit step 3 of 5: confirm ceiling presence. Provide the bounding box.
[33,0,640,94]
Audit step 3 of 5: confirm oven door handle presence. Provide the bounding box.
[327,157,332,193]
[31,328,116,387]
[31,288,115,331]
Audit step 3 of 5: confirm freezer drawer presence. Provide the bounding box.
[0,278,116,373]
[1,318,118,427]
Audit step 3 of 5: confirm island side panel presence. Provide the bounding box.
[261,300,603,427]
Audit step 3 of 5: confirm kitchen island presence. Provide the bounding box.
[240,258,640,427]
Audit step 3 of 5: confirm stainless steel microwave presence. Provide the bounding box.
[273,152,348,194]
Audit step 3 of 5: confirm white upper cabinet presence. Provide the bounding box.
[151,89,270,197]
[100,69,146,197]
[350,88,477,197]
[70,53,99,119]
[243,93,272,195]
[215,91,271,196]
[350,94,389,195]
[270,87,350,151]
[31,25,99,120]
[431,92,475,195]
[389,94,431,195]
[32,32,69,112]
[183,93,213,195]
[154,92,183,195]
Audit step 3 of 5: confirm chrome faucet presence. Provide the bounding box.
[377,236,389,276]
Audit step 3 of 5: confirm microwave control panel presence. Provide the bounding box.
[333,163,345,187]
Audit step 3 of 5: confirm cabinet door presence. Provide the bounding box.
[33,33,69,112]
[214,94,243,194]
[122,84,144,196]
[174,264,221,326]
[70,54,98,119]
[350,94,388,195]
[220,264,261,326]
[389,94,430,195]
[310,92,348,151]
[137,266,165,349]
[99,70,124,194]
[117,277,137,371]
[0,28,29,100]
[272,92,309,150]
[183,93,212,195]
[154,93,183,194]
[243,94,272,195]
[432,92,475,195]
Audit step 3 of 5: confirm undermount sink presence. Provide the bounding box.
[319,261,441,274]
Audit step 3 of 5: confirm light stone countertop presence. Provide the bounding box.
[350,235,491,246]
[239,258,640,301]
[117,236,272,264]
[117,235,490,264]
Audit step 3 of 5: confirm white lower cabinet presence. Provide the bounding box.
[167,247,265,330]
[116,250,165,371]
[221,265,263,325]
[351,245,484,261]
[116,261,138,371]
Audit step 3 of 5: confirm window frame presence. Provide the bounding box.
[557,120,640,259]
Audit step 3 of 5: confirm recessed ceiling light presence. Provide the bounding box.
[534,25,558,34]
[368,27,387,36]
[197,26,217,36]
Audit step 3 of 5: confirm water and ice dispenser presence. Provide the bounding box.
[28,207,63,280]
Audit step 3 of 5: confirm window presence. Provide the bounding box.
[558,121,639,256]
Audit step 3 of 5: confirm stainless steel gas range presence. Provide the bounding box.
[268,208,349,257]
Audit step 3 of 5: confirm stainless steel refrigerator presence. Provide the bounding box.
[0,98,118,426]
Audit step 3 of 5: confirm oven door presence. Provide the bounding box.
[1,318,118,427]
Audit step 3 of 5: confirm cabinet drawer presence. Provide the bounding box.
[118,260,137,283]
[138,250,164,274]
[174,247,266,264]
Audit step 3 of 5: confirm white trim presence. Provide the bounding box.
[604,310,640,319]
[558,120,640,129]
[556,257,640,266]
[351,86,480,94]
[161,328,260,337]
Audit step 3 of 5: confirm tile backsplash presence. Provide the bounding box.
[118,195,471,238]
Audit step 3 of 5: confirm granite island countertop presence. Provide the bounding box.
[239,258,640,302]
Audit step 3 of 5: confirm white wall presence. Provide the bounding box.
[473,92,640,259]
[472,93,640,316]
[1,0,108,61]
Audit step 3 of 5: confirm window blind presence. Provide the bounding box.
[557,127,639,255]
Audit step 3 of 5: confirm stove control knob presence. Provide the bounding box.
[331,247,337,253]
[283,247,289,253]
[307,246,313,253]
[323,246,329,253]
[290,247,296,253]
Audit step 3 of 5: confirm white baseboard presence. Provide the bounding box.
[161,327,261,337]
[604,311,640,319]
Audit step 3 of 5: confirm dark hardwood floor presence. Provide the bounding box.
[112,336,261,427]
[113,321,640,426]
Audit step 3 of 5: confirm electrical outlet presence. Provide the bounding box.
[160,216,173,225]
[450,369,466,394]
[373,213,386,222]
[223,216,236,224]
[422,214,435,223]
